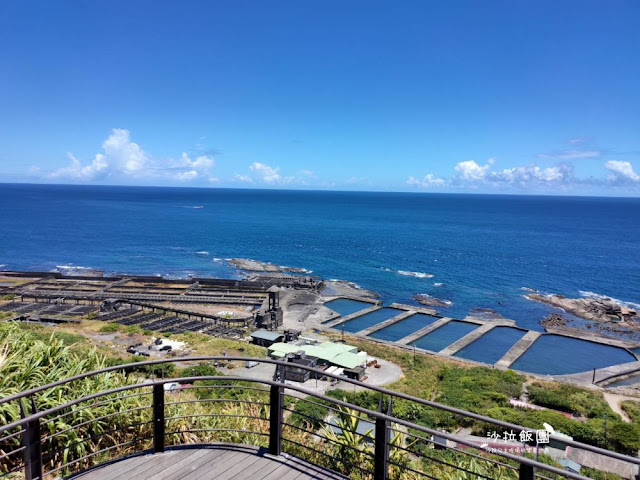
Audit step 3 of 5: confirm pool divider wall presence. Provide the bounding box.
[323,304,382,328]
[439,323,501,356]
[320,298,640,379]
[396,317,454,345]
[494,331,543,369]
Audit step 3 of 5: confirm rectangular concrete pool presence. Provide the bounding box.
[323,298,374,317]
[369,313,440,342]
[454,326,527,364]
[337,308,405,333]
[410,320,478,353]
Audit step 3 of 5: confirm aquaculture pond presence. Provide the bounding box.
[509,334,637,375]
[323,298,373,317]
[410,320,478,353]
[337,308,404,333]
[454,326,526,365]
[368,313,440,342]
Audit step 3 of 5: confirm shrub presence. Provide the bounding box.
[99,323,120,333]
[527,382,614,418]
[290,396,329,430]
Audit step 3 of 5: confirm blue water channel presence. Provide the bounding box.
[509,334,637,375]
[606,374,640,388]
[454,326,526,365]
[323,298,373,317]
[369,313,440,342]
[410,320,478,353]
[337,308,404,333]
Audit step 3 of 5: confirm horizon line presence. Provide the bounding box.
[1,180,639,200]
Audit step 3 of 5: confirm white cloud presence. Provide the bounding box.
[234,174,253,183]
[407,174,446,188]
[249,162,287,184]
[48,152,109,180]
[490,163,575,185]
[42,129,215,183]
[409,159,577,190]
[537,149,600,160]
[454,160,491,181]
[102,128,148,173]
[605,160,640,183]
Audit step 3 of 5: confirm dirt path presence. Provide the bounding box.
[603,392,638,422]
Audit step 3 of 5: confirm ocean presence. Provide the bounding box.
[1,183,639,333]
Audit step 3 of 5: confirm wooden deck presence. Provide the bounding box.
[68,444,350,480]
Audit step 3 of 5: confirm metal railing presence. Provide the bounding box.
[0,356,639,480]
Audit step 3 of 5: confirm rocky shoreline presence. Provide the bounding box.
[413,293,451,308]
[226,258,312,274]
[528,292,639,329]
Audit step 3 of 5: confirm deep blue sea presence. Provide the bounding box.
[1,183,639,334]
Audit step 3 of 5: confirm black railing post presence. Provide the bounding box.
[21,399,42,480]
[153,384,165,453]
[519,463,534,480]
[269,384,283,456]
[374,417,390,480]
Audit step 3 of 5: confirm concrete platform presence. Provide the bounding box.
[494,330,542,369]
[68,444,349,480]
[396,317,453,345]
[388,303,438,315]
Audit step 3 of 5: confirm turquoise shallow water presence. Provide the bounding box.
[509,334,636,375]
[410,320,478,352]
[323,298,373,316]
[454,326,526,364]
[369,313,440,342]
[338,308,404,333]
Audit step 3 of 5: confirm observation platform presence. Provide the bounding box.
[69,444,348,480]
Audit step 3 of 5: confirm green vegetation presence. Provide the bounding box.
[1,320,637,479]
[2,294,16,301]
[527,381,614,417]
[620,400,640,423]
[0,323,267,476]
[99,323,120,333]
[289,396,330,430]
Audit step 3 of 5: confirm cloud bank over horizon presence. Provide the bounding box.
[20,128,640,195]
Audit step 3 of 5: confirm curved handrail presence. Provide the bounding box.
[0,375,600,480]
[2,356,639,468]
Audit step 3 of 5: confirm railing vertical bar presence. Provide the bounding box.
[519,463,534,480]
[152,384,165,453]
[21,398,43,480]
[374,417,390,480]
[269,384,283,456]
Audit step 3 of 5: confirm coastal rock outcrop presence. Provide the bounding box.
[413,294,451,308]
[227,258,312,274]
[541,313,569,328]
[527,293,638,325]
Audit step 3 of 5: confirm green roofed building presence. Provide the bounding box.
[267,341,365,369]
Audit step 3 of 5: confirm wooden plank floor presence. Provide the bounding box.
[68,444,350,480]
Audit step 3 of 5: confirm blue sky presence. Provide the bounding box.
[1,1,639,195]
